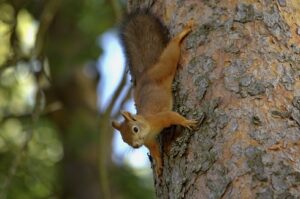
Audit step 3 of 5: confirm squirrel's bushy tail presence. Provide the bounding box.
[120,10,169,84]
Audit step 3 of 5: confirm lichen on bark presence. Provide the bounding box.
[128,0,300,198]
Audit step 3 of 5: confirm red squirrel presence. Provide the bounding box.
[112,10,196,176]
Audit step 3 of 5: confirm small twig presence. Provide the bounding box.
[112,85,132,118]
[0,8,22,75]
[0,113,31,124]
[108,0,123,21]
[97,72,128,199]
[0,146,25,199]
[0,56,31,76]
[33,0,61,58]
[0,101,62,125]
[105,71,128,115]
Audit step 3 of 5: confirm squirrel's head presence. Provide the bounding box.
[112,111,150,148]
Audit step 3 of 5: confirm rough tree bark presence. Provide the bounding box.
[128,0,300,198]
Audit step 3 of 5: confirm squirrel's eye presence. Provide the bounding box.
[132,126,139,133]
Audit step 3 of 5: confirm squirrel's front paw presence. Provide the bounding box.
[184,20,195,31]
[184,20,195,29]
[182,119,198,130]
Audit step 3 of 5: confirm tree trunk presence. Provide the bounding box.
[129,0,300,198]
[45,69,101,199]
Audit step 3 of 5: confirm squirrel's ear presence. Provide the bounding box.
[121,111,135,121]
[112,121,121,130]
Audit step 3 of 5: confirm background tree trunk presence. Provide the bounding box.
[129,0,300,198]
[0,1,156,198]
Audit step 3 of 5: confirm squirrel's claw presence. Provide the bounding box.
[184,20,195,30]
[182,119,198,130]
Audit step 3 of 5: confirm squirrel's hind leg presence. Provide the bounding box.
[149,23,193,82]
[173,22,193,43]
[146,142,163,176]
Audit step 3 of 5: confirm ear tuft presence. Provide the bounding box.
[121,111,134,121]
[112,121,121,130]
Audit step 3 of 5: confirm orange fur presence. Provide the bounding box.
[112,21,196,176]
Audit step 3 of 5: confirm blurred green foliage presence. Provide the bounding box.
[0,0,155,198]
[0,119,61,199]
[111,166,155,199]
